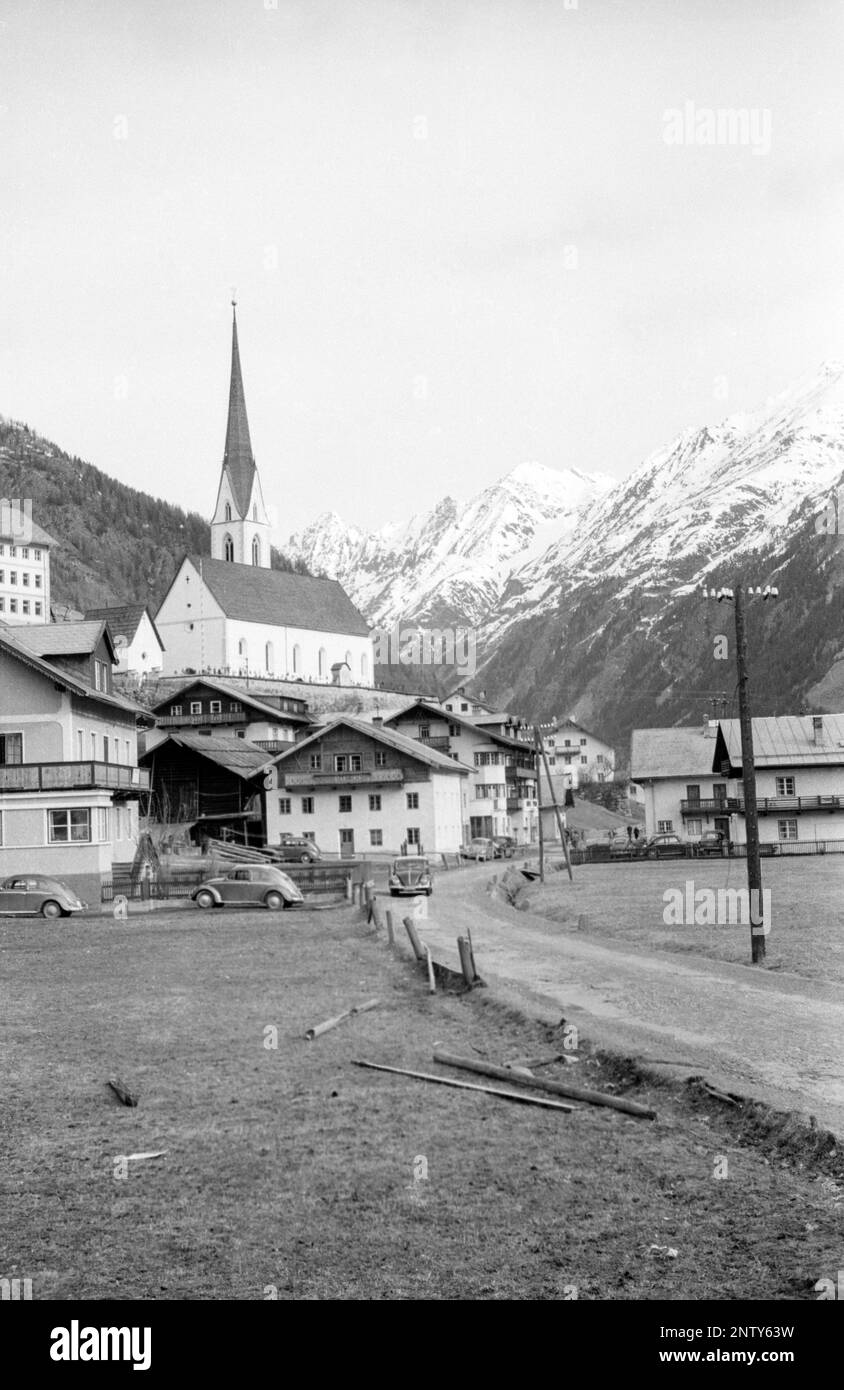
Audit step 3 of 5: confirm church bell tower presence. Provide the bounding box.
[210,301,272,567]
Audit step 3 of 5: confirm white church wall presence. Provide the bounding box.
[223,621,372,684]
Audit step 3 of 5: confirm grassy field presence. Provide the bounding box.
[2,902,842,1300]
[516,855,844,982]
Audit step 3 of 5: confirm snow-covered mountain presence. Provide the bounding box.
[286,462,613,629]
[288,363,844,745]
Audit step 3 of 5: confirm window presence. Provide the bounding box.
[0,597,4,611]
[375,750,387,767]
[125,740,130,763]
[34,549,41,560]
[48,808,91,843]
[302,831,315,842]
[776,776,795,797]
[318,647,327,678]
[406,792,419,810]
[278,797,291,815]
[95,807,110,841]
[448,723,459,737]
[407,827,420,845]
[224,502,232,521]
[170,704,183,717]
[292,644,301,674]
[685,785,700,804]
[252,536,261,566]
[0,733,23,765]
[657,820,673,833]
[301,797,314,814]
[236,730,246,739]
[419,724,430,739]
[237,639,248,660]
[265,642,274,671]
[224,533,234,562]
[334,755,347,773]
[253,504,258,521]
[580,738,587,746]
[564,739,571,747]
[190,701,202,715]
[9,599,16,612]
[90,732,97,759]
[34,573,42,588]
[339,795,352,813]
[309,754,322,771]
[778,818,798,841]
[9,546,15,557]
[9,571,16,584]
[349,754,362,772]
[34,602,42,616]
[21,601,29,615]
[369,829,383,847]
[687,818,703,837]
[22,572,30,586]
[460,703,468,712]
[368,794,381,812]
[0,571,4,583]
[77,730,84,760]
[230,702,242,713]
[209,700,221,714]
[360,653,368,680]
[103,736,109,763]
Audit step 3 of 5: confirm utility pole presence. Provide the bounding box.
[703,583,778,964]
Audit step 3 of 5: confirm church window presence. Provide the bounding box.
[292,644,301,674]
[237,639,248,660]
[345,651,352,668]
[224,502,232,522]
[252,536,260,566]
[223,534,234,562]
[318,647,327,678]
[360,652,368,680]
[265,642,274,671]
[253,504,258,521]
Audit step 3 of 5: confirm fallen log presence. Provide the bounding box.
[107,1077,138,1108]
[432,1047,656,1119]
[304,998,379,1041]
[352,1059,573,1112]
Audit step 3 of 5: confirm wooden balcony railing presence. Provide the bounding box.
[681,794,842,815]
[0,761,150,793]
[156,711,247,726]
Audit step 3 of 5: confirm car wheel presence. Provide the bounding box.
[282,897,295,910]
[299,853,310,862]
[265,891,284,911]
[194,890,216,909]
[390,889,398,897]
[41,899,63,919]
[426,888,433,897]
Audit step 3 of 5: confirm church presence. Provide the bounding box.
[155,305,373,684]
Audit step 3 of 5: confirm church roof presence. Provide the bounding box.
[221,306,257,518]
[186,556,370,637]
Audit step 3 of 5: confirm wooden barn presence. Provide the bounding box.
[140,730,270,846]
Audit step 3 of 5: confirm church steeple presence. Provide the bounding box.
[210,301,272,567]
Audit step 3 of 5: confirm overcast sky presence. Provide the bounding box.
[2,0,843,542]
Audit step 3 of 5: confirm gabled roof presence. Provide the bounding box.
[267,715,471,775]
[221,306,257,518]
[548,717,609,745]
[631,726,721,780]
[442,688,496,712]
[714,714,844,771]
[173,556,370,637]
[12,619,117,664]
[0,517,55,546]
[150,675,311,725]
[0,625,151,720]
[85,604,164,651]
[141,730,269,779]
[383,699,532,755]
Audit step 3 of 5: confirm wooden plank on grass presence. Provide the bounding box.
[352,1059,573,1112]
[432,1048,656,1119]
[107,1077,138,1107]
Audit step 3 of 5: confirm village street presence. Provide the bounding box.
[393,863,844,1139]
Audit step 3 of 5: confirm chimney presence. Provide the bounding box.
[702,713,717,737]
[812,715,824,745]
[372,716,383,727]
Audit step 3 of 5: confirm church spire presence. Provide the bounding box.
[221,300,257,518]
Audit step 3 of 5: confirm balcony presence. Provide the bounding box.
[253,739,293,753]
[507,797,523,813]
[681,794,843,816]
[156,711,247,727]
[282,768,405,788]
[0,761,150,794]
[418,736,451,754]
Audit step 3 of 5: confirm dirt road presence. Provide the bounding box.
[402,864,844,1137]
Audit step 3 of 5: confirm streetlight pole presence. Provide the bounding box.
[702,582,778,964]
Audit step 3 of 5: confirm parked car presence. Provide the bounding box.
[388,857,433,896]
[192,865,304,911]
[0,875,87,918]
[695,830,729,857]
[272,835,322,863]
[492,836,516,859]
[461,837,496,861]
[639,833,688,860]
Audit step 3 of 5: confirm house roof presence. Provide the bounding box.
[150,675,312,725]
[0,517,55,546]
[383,699,531,754]
[85,603,164,651]
[267,715,471,775]
[0,624,152,720]
[631,726,721,780]
[550,716,608,745]
[13,619,115,661]
[172,556,370,638]
[442,688,496,712]
[715,714,844,771]
[141,730,270,779]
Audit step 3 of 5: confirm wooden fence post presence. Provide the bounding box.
[385,910,395,947]
[403,916,425,961]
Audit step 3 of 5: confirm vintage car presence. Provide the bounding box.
[460,837,496,861]
[192,864,304,911]
[638,833,689,860]
[388,857,433,896]
[492,835,517,859]
[271,834,322,863]
[0,875,87,918]
[695,829,730,857]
